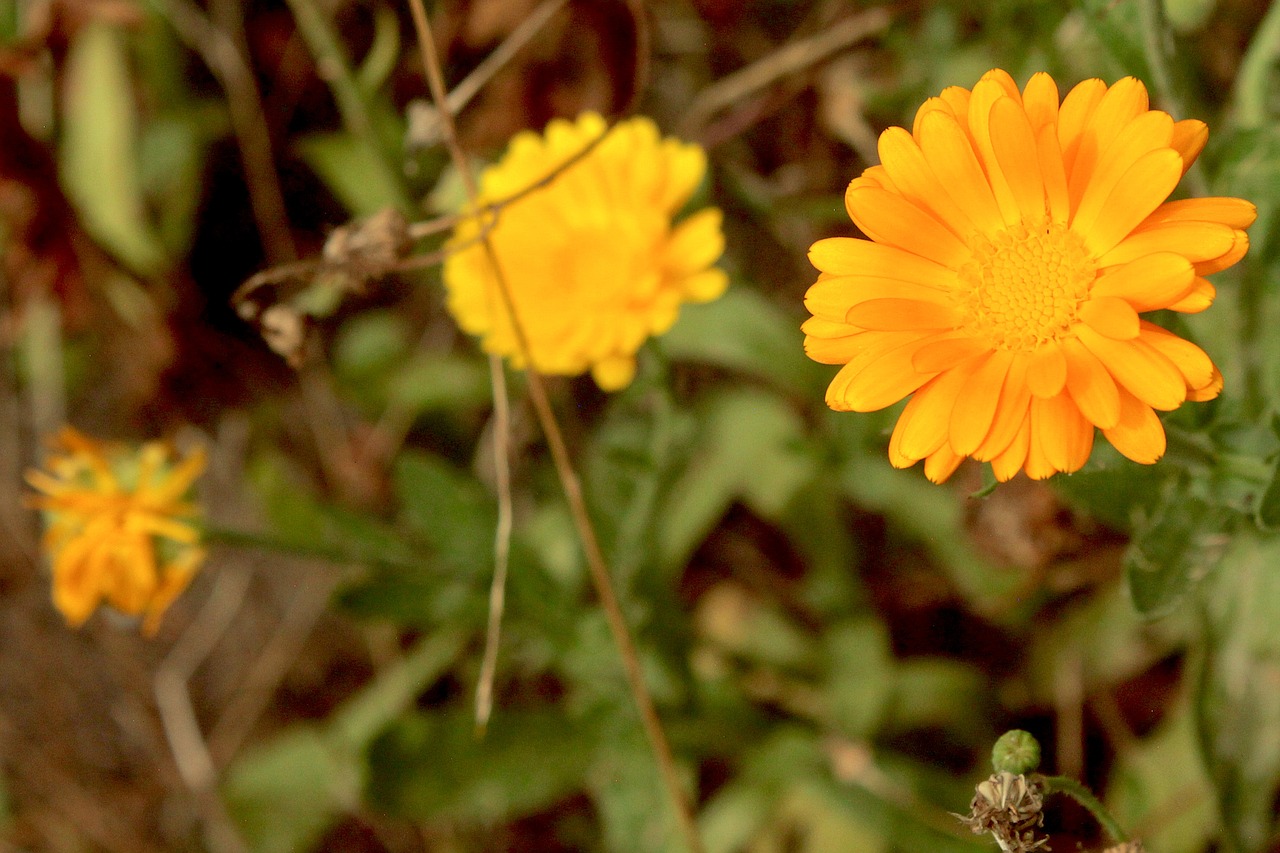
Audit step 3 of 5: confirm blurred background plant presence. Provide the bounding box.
[2,0,1280,851]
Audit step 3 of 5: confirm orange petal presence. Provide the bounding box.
[1188,366,1223,402]
[1064,77,1150,198]
[804,274,951,320]
[991,414,1031,481]
[1027,344,1068,398]
[1034,393,1094,474]
[845,186,972,269]
[846,297,961,331]
[1068,109,1173,222]
[917,110,1005,234]
[924,444,965,484]
[1098,221,1237,267]
[827,335,941,412]
[1090,252,1195,312]
[1036,124,1071,224]
[878,126,977,239]
[989,96,1047,223]
[1079,296,1141,340]
[1058,77,1107,177]
[1139,321,1216,390]
[892,357,985,460]
[1171,119,1208,172]
[1167,278,1216,313]
[1021,72,1060,131]
[1195,230,1250,275]
[809,237,959,286]
[1103,388,1166,464]
[1077,325,1187,411]
[912,334,993,373]
[912,96,956,138]
[974,353,1032,461]
[949,349,1015,456]
[1138,197,1258,230]
[1062,337,1121,429]
[968,86,1022,225]
[1077,149,1183,257]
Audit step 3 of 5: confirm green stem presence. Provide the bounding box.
[1135,0,1209,196]
[200,522,424,572]
[1038,774,1128,844]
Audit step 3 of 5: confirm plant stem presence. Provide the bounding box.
[1039,774,1128,844]
[403,4,705,851]
[1231,0,1280,131]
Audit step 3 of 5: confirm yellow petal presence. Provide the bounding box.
[1068,108,1172,218]
[967,84,1022,225]
[845,298,961,330]
[846,186,972,269]
[808,237,958,287]
[1027,345,1067,398]
[592,355,636,391]
[989,96,1047,223]
[1079,296,1140,340]
[949,349,1015,456]
[1064,77,1150,198]
[1076,148,1183,257]
[924,445,965,484]
[878,126,977,238]
[1103,388,1166,464]
[1139,321,1216,390]
[1195,230,1250,275]
[680,268,729,302]
[1090,252,1195,312]
[1063,337,1120,429]
[1188,366,1223,402]
[1021,72,1060,131]
[991,414,1031,481]
[1077,325,1187,411]
[1171,119,1208,173]
[665,209,725,276]
[912,335,993,372]
[1098,220,1237,267]
[1036,124,1071,224]
[1139,197,1258,230]
[1167,277,1216,313]
[826,334,938,412]
[1058,77,1107,177]
[1034,393,1094,474]
[917,110,1005,235]
[974,353,1032,460]
[893,356,985,460]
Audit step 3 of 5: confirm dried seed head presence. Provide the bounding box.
[1102,843,1145,853]
[956,772,1049,852]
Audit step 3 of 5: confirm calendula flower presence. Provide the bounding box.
[804,70,1254,483]
[26,428,207,634]
[444,112,728,390]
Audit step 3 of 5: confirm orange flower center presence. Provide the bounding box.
[956,220,1096,352]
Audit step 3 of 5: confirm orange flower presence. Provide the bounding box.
[26,428,207,634]
[804,70,1255,483]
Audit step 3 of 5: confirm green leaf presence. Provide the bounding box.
[393,449,495,572]
[1195,531,1280,852]
[387,353,493,413]
[60,22,167,273]
[1256,454,1280,530]
[225,632,465,853]
[1107,700,1218,853]
[658,389,816,573]
[823,619,894,739]
[1125,492,1235,617]
[296,131,409,217]
[659,288,828,396]
[366,707,598,823]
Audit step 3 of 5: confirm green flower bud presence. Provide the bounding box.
[992,729,1041,774]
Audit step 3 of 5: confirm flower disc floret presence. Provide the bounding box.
[26,428,207,634]
[444,112,728,391]
[803,69,1256,483]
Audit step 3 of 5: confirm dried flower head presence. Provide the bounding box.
[444,112,728,390]
[26,428,207,634]
[804,69,1255,482]
[958,771,1049,852]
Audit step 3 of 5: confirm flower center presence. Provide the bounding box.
[955,220,1096,352]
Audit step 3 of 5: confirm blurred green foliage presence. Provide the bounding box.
[24,0,1280,850]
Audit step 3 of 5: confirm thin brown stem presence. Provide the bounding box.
[404,4,704,851]
[475,351,513,733]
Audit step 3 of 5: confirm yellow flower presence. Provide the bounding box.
[804,69,1255,483]
[444,112,728,390]
[26,428,207,634]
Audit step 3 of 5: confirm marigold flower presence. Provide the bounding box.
[804,70,1255,483]
[444,112,728,390]
[26,427,207,634]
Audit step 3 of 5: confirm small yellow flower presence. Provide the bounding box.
[26,427,207,634]
[444,112,728,390]
[804,69,1255,483]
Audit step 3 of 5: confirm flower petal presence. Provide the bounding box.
[804,275,952,321]
[1171,119,1208,173]
[1076,149,1183,257]
[968,85,1022,225]
[1098,220,1238,267]
[827,334,941,412]
[1103,388,1166,464]
[892,356,985,460]
[665,209,725,276]
[991,414,1031,481]
[950,348,1015,456]
[1027,344,1067,398]
[1034,393,1094,474]
[1077,325,1187,411]
[1058,77,1107,176]
[1064,76,1150,198]
[1167,277,1216,313]
[809,237,959,286]
[1062,337,1120,429]
[917,110,1005,234]
[1139,197,1258,230]
[989,96,1047,223]
[845,187,972,270]
[912,335,993,372]
[1090,252,1195,312]
[923,444,966,483]
[1021,71,1060,131]
[974,353,1032,460]
[878,126,978,238]
[1079,296,1140,340]
[846,298,961,330]
[1139,321,1216,390]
